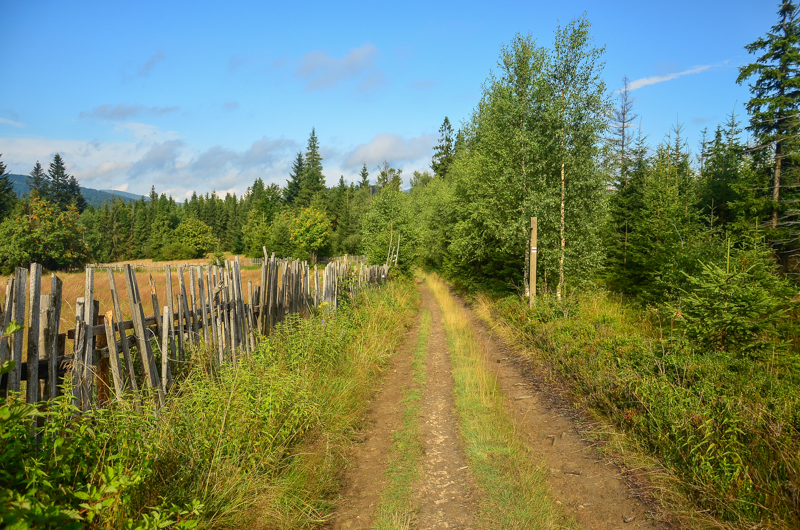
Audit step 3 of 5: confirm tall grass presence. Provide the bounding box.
[423,272,572,530]
[0,279,417,529]
[483,289,800,528]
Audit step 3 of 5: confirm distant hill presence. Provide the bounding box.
[6,174,146,208]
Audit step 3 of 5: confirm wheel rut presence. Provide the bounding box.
[414,283,476,529]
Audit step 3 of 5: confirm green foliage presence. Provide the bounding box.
[675,239,796,356]
[362,188,414,271]
[439,21,609,292]
[0,197,88,273]
[171,217,218,259]
[491,290,800,526]
[375,162,403,192]
[431,117,455,179]
[290,206,331,263]
[0,276,415,529]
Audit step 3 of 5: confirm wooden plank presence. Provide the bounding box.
[165,265,176,363]
[47,275,62,399]
[160,305,169,394]
[81,269,95,410]
[189,267,199,340]
[71,298,85,408]
[108,268,137,392]
[177,267,193,349]
[198,267,210,345]
[206,267,222,364]
[104,310,124,400]
[26,264,42,404]
[132,300,163,404]
[259,253,267,334]
[0,278,13,367]
[9,268,28,393]
[149,275,162,339]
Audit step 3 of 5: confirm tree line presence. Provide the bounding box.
[2,2,799,350]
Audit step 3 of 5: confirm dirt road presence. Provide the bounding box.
[327,278,667,529]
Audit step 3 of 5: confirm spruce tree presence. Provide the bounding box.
[431,116,455,178]
[737,0,800,233]
[0,154,15,222]
[607,77,638,189]
[68,174,87,212]
[359,163,370,189]
[46,153,76,210]
[27,161,49,198]
[284,151,305,205]
[297,128,326,206]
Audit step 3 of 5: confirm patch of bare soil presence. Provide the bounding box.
[325,302,420,530]
[414,284,477,529]
[457,295,672,530]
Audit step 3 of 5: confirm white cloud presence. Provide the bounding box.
[0,117,25,128]
[343,133,436,171]
[0,128,298,198]
[80,103,179,120]
[296,44,386,92]
[627,63,725,91]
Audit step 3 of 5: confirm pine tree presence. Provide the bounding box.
[431,116,455,178]
[0,154,15,222]
[297,128,326,206]
[698,112,746,227]
[27,161,49,198]
[284,152,305,204]
[737,0,800,233]
[47,153,73,209]
[68,174,87,212]
[359,163,370,189]
[607,77,638,189]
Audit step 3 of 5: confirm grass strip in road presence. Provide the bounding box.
[423,272,574,530]
[373,309,432,530]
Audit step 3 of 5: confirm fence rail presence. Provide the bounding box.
[0,249,390,410]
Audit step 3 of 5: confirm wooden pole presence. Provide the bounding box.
[529,217,537,308]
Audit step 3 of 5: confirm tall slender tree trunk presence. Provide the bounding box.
[521,116,529,296]
[557,162,565,301]
[772,142,782,230]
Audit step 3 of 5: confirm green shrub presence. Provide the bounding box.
[491,290,800,527]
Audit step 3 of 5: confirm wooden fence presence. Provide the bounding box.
[0,250,390,410]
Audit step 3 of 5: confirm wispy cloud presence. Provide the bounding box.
[0,117,25,128]
[222,101,239,111]
[629,65,712,90]
[138,50,165,77]
[628,63,725,91]
[296,44,386,92]
[80,103,179,120]
[411,79,436,90]
[343,133,436,169]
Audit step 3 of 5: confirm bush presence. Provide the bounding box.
[0,197,88,274]
[172,218,218,259]
[491,290,800,526]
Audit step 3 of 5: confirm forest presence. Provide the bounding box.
[2,3,800,527]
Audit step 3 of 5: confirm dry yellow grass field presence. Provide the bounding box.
[1,258,264,357]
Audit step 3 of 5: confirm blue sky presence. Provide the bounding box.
[0,0,779,199]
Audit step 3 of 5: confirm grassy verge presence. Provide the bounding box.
[373,309,431,530]
[423,272,573,530]
[480,289,800,528]
[0,279,417,529]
